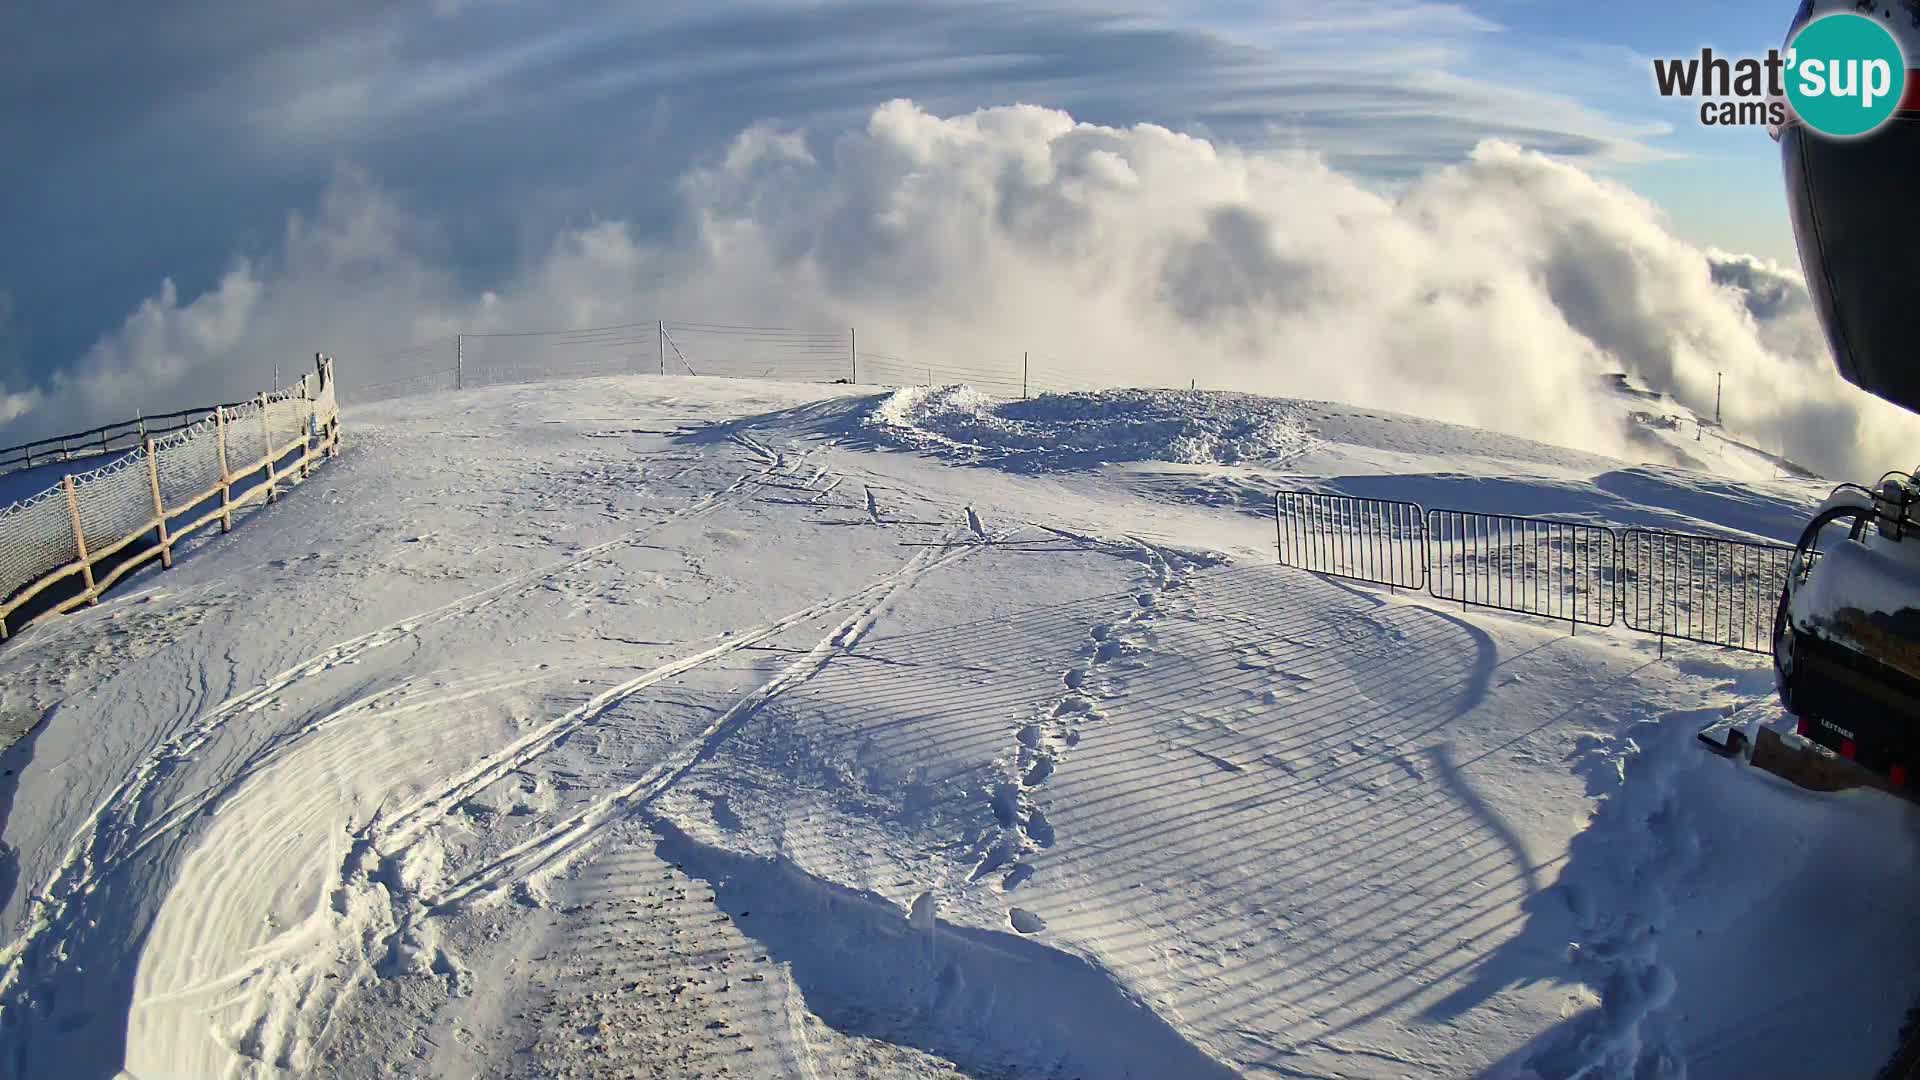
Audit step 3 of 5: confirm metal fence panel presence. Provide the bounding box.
[1426,509,1618,627]
[1275,492,1426,590]
[1620,530,1791,653]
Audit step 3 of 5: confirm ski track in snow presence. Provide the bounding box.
[164,521,1007,1074]
[417,530,996,911]
[0,448,807,1023]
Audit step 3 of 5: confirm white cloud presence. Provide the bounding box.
[6,101,1907,482]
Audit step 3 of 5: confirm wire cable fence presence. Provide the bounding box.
[342,318,1162,406]
[0,357,343,641]
[1275,491,1793,654]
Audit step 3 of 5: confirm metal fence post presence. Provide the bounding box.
[1658,545,1669,659]
[658,320,666,376]
[455,334,465,391]
[1570,528,1579,636]
[1274,492,1283,564]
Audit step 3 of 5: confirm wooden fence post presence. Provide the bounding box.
[145,437,173,569]
[63,475,97,605]
[323,356,340,457]
[216,406,233,532]
[258,393,276,502]
[302,377,317,479]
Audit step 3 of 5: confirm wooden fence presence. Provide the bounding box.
[0,357,341,641]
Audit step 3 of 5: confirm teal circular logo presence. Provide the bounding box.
[1787,13,1907,137]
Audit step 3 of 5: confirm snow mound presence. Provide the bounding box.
[865,385,1315,470]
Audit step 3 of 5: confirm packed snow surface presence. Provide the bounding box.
[0,376,1908,1080]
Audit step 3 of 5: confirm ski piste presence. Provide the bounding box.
[1,374,1914,1079]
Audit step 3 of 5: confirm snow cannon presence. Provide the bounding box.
[1779,1,1920,412]
[1773,1,1920,787]
[1774,478,1920,782]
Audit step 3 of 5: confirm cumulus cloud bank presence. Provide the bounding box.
[3,100,1908,480]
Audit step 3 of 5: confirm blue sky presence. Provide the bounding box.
[0,1,1808,393]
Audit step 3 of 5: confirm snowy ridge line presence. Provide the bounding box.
[0,446,801,1013]
[415,529,1002,911]
[354,317,1158,407]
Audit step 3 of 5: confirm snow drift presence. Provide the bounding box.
[866,385,1316,469]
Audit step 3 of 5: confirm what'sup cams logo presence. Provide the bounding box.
[1652,0,1915,137]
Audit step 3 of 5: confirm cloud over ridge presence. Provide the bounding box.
[3,100,1906,480]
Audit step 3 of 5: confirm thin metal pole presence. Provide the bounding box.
[455,334,465,390]
[850,327,857,383]
[1274,493,1283,564]
[1023,352,1029,398]
[658,321,666,376]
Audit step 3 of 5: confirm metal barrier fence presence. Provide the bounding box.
[1275,492,1425,590]
[1620,529,1791,653]
[1426,510,1617,630]
[352,322,1168,406]
[1275,492,1794,655]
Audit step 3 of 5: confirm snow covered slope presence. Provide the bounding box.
[0,376,1912,1080]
